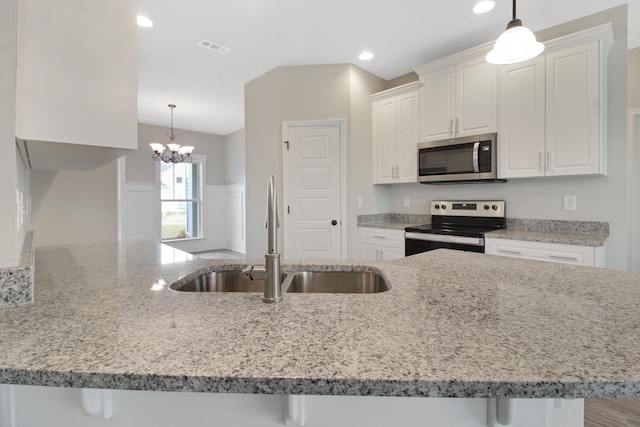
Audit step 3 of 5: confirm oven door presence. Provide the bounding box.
[405,232,484,256]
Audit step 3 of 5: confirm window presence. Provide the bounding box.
[160,159,203,241]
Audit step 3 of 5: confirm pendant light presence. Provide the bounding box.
[485,0,544,65]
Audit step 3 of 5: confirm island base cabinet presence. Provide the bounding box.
[1,384,582,427]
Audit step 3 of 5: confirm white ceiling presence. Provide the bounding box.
[136,0,639,136]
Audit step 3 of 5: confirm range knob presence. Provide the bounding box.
[484,204,490,210]
[492,204,498,211]
[441,204,447,210]
[434,204,440,210]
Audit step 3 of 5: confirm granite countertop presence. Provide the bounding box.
[358,222,414,231]
[1,241,639,398]
[485,229,608,246]
[359,215,609,247]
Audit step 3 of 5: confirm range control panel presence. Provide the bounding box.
[430,200,505,218]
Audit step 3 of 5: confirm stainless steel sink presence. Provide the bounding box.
[283,271,390,294]
[173,271,283,292]
[171,270,390,294]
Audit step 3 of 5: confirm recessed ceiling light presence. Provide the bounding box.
[137,15,153,28]
[473,1,495,14]
[359,51,374,61]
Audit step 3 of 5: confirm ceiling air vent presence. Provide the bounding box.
[198,39,232,55]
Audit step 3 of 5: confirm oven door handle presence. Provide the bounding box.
[472,142,480,173]
[405,232,484,247]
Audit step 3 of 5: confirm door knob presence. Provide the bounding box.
[331,220,338,226]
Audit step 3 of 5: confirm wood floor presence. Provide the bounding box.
[584,399,640,426]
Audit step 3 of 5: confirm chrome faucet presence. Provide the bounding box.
[242,176,284,303]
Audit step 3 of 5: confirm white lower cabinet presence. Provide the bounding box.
[1,384,583,427]
[359,227,405,261]
[485,237,605,267]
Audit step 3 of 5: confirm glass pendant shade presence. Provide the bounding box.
[486,21,544,64]
[486,0,545,65]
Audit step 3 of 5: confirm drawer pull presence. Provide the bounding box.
[498,249,522,255]
[372,235,387,239]
[549,255,579,261]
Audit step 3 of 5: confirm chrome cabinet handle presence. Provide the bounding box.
[498,249,522,255]
[455,118,459,135]
[539,152,544,171]
[549,255,579,261]
[546,152,550,171]
[449,119,453,136]
[372,235,387,239]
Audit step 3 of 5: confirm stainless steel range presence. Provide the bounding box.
[405,200,505,256]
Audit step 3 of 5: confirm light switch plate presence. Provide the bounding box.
[403,196,410,207]
[357,196,363,208]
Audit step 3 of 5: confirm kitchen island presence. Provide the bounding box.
[1,241,639,426]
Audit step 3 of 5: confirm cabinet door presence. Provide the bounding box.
[485,238,598,267]
[360,244,380,260]
[456,57,497,137]
[372,97,397,183]
[420,67,455,141]
[545,41,602,176]
[380,247,405,261]
[498,57,546,178]
[395,90,419,182]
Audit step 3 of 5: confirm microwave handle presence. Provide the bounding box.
[472,142,480,173]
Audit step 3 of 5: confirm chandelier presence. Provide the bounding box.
[149,104,195,163]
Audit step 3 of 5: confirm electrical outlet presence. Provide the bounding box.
[357,195,363,208]
[403,196,410,207]
[564,195,577,211]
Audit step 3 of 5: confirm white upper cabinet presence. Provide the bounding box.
[15,0,138,170]
[498,24,613,179]
[420,67,456,141]
[498,56,546,178]
[415,52,497,142]
[371,82,421,184]
[545,41,602,176]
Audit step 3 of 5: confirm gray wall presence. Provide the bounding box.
[630,47,640,109]
[386,6,630,270]
[31,162,118,246]
[30,123,244,248]
[128,123,228,185]
[244,64,387,259]
[224,128,246,184]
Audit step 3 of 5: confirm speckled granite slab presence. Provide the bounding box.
[1,241,640,398]
[506,218,609,235]
[0,231,34,308]
[358,213,430,230]
[487,219,609,246]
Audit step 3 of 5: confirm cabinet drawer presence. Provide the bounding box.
[485,238,601,267]
[359,227,405,249]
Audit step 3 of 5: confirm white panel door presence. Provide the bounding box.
[285,124,342,260]
[545,41,600,176]
[421,67,455,141]
[498,56,546,178]
[456,57,497,137]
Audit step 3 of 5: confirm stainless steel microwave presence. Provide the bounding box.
[417,133,503,184]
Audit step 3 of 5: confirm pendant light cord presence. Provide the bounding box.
[512,0,516,20]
